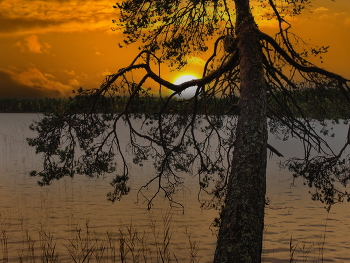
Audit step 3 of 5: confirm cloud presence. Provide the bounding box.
[314,7,329,13]
[335,12,347,16]
[188,56,206,67]
[63,69,76,76]
[315,10,349,25]
[15,34,51,53]
[0,0,116,35]
[68,78,81,87]
[0,10,64,35]
[100,69,112,77]
[0,67,74,98]
[318,14,330,20]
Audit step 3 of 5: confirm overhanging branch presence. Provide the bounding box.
[260,32,350,82]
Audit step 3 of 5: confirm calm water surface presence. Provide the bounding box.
[0,113,349,262]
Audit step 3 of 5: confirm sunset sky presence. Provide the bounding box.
[0,0,349,99]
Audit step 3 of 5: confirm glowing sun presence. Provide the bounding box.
[174,74,199,99]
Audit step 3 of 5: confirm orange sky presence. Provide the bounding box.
[0,0,349,99]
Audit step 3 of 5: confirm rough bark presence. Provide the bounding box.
[214,0,268,262]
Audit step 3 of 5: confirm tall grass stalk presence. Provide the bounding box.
[1,210,332,263]
[64,219,96,263]
[185,228,200,263]
[0,210,200,263]
[288,226,328,263]
[1,229,9,263]
[38,228,59,263]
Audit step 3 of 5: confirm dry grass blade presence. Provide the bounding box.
[1,229,9,263]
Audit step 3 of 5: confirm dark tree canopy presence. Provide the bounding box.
[28,0,350,262]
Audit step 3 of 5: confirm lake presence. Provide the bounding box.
[0,113,349,262]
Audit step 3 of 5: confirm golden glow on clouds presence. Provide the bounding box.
[187,56,206,67]
[314,7,329,13]
[0,66,73,98]
[0,0,116,36]
[0,0,349,98]
[15,34,51,53]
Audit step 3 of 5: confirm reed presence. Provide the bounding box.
[184,228,200,263]
[38,228,59,263]
[0,212,201,263]
[287,216,328,263]
[1,229,8,263]
[1,210,331,263]
[288,236,326,263]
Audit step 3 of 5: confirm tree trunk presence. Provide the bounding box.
[214,0,268,262]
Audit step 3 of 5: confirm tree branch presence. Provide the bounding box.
[260,32,350,82]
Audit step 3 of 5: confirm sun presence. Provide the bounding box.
[173,74,199,99]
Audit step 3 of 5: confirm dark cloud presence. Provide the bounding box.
[0,14,61,34]
[50,0,105,1]
[0,0,115,35]
[0,70,64,99]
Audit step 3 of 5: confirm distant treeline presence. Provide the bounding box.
[268,86,350,120]
[0,97,154,113]
[0,96,236,114]
[0,98,69,113]
[1,87,349,119]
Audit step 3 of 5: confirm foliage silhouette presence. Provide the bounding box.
[28,0,350,262]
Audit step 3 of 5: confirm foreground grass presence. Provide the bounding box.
[0,226,330,263]
[0,212,200,263]
[0,209,330,263]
